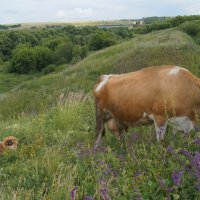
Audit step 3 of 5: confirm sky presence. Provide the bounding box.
[0,0,200,24]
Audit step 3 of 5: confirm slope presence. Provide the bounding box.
[0,29,200,120]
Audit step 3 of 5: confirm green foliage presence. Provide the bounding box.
[143,16,170,24]
[89,31,117,50]
[72,45,88,63]
[10,45,53,73]
[135,15,200,34]
[0,34,13,60]
[54,41,73,65]
[43,36,71,50]
[179,20,200,36]
[135,21,172,34]
[34,46,53,71]
[0,24,21,30]
[10,45,37,73]
[168,15,200,27]
[73,35,86,45]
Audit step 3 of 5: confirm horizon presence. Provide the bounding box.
[1,15,198,26]
[1,0,200,25]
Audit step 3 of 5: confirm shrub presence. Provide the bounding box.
[10,44,53,73]
[72,45,88,64]
[54,41,73,64]
[10,45,37,73]
[89,31,117,50]
[179,20,200,36]
[34,46,53,71]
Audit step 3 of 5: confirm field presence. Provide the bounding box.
[16,20,137,29]
[0,29,200,199]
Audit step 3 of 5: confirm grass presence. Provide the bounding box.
[0,28,200,199]
[0,65,35,94]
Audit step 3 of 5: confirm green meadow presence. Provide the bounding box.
[0,28,200,199]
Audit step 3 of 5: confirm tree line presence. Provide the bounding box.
[135,15,200,34]
[0,25,133,74]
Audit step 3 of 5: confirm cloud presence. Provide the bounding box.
[184,2,200,15]
[56,10,66,18]
[73,8,94,18]
[54,8,94,21]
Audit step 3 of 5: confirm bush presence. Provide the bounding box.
[10,45,37,73]
[10,44,53,73]
[179,20,200,36]
[34,46,53,71]
[72,45,88,64]
[54,41,73,64]
[89,31,117,50]
[43,36,71,50]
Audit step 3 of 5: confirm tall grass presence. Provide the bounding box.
[0,95,199,199]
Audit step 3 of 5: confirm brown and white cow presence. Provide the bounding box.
[93,65,200,146]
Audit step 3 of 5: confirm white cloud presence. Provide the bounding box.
[73,8,94,18]
[56,10,66,18]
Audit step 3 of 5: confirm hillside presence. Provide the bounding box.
[0,29,200,119]
[0,29,200,199]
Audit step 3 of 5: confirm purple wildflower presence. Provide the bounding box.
[194,137,200,146]
[166,187,174,200]
[133,188,142,200]
[70,186,78,200]
[191,152,200,189]
[93,143,108,154]
[172,170,183,186]
[157,175,165,189]
[191,152,200,169]
[196,184,200,191]
[166,187,174,193]
[135,171,142,178]
[167,146,174,154]
[179,149,193,159]
[98,179,111,200]
[131,133,140,142]
[84,196,94,200]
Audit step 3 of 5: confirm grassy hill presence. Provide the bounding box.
[0,29,200,199]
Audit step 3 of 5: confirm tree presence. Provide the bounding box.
[54,41,73,65]
[10,44,36,73]
[0,34,13,60]
[89,31,116,50]
[42,36,71,50]
[34,46,53,71]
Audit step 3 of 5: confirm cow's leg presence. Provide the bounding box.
[153,115,168,141]
[94,104,106,151]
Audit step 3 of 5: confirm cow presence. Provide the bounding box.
[93,65,200,147]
